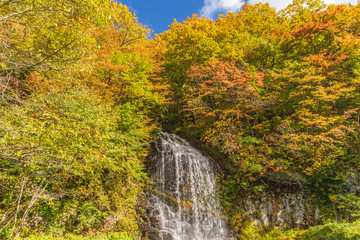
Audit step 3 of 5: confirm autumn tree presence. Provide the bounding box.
[0,0,108,101]
[267,3,360,189]
[0,1,162,238]
[152,1,360,232]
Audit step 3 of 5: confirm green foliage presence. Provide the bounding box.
[236,224,300,240]
[227,221,360,240]
[25,232,136,240]
[0,88,151,237]
[0,0,159,238]
[330,193,360,222]
[0,0,110,101]
[1,0,360,238]
[296,221,360,240]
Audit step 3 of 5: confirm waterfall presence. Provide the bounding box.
[146,132,232,240]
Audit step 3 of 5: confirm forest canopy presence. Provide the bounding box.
[0,0,359,239]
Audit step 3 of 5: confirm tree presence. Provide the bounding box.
[0,1,162,238]
[0,0,109,102]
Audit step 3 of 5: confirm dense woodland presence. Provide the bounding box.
[0,0,359,239]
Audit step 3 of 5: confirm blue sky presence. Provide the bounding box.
[117,0,359,34]
[118,0,205,34]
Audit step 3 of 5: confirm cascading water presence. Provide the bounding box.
[146,132,232,240]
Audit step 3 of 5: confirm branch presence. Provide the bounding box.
[30,29,88,69]
[15,178,49,238]
[0,9,33,22]
[0,176,27,236]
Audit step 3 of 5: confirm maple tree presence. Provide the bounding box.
[154,1,360,235]
[1,0,360,238]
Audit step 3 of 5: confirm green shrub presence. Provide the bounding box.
[330,193,360,222]
[234,221,360,240]
[25,232,136,240]
[237,224,299,240]
[0,89,151,237]
[296,221,360,240]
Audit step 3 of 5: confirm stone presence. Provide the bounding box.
[261,212,269,225]
[253,219,262,226]
[245,199,252,207]
[267,203,274,215]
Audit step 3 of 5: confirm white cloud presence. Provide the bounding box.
[322,0,358,4]
[247,0,292,10]
[200,0,359,18]
[248,0,359,10]
[200,0,246,18]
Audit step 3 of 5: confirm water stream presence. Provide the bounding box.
[147,132,232,240]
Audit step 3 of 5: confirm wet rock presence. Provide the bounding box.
[143,132,233,239]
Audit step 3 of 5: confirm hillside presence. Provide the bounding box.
[0,0,359,239]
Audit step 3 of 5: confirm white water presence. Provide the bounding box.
[148,132,231,240]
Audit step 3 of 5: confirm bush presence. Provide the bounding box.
[296,221,360,240]
[25,232,136,240]
[234,221,360,240]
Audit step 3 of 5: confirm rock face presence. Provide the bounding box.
[240,169,359,228]
[344,169,360,194]
[238,171,320,229]
[240,187,319,228]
